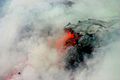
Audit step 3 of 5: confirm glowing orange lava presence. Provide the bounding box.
[55,28,81,53]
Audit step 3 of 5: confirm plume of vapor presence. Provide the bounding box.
[0,0,120,80]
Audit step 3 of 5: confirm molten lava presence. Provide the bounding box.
[55,28,82,52]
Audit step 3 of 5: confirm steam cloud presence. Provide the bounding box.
[0,0,120,80]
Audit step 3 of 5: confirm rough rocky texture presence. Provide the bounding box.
[64,19,107,71]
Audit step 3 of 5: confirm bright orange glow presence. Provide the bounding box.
[47,28,81,53]
[55,30,76,53]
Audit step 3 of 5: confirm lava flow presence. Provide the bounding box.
[55,28,82,53]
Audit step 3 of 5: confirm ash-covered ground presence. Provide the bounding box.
[0,0,120,80]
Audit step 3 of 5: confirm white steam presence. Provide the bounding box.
[0,0,120,80]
